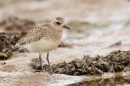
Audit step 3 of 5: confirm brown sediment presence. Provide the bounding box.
[0,18,36,59]
[31,50,130,75]
[0,32,27,60]
[0,16,36,33]
[58,42,72,47]
[0,16,37,60]
[109,41,122,47]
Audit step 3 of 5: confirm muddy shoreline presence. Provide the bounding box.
[0,0,130,85]
[31,50,130,75]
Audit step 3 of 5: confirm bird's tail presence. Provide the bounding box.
[12,45,17,49]
[11,43,21,49]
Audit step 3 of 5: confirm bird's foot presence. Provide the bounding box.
[49,68,55,74]
[41,68,45,72]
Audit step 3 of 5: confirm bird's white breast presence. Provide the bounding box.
[23,39,61,53]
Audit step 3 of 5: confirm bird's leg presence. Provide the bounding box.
[46,52,54,74]
[39,51,44,72]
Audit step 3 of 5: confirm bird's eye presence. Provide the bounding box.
[56,22,61,25]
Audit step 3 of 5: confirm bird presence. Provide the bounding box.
[13,17,70,73]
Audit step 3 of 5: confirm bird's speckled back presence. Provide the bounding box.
[16,23,63,46]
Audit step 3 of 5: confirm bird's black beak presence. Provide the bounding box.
[63,25,70,30]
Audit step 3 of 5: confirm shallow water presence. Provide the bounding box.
[67,76,130,86]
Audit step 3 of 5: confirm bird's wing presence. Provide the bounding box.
[15,24,51,46]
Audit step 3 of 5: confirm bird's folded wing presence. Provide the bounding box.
[15,24,49,46]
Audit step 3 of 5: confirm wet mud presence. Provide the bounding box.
[67,76,130,86]
[31,50,130,75]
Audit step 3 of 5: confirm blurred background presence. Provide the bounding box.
[0,0,130,35]
[0,0,130,86]
[1,0,130,55]
[0,0,130,45]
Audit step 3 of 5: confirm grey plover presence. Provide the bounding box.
[13,17,70,73]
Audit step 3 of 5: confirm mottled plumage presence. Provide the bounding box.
[16,24,62,46]
[13,17,70,73]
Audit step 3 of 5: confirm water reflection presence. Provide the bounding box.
[67,76,130,86]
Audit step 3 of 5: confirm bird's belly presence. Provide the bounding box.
[23,39,61,53]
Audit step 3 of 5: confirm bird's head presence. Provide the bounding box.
[52,17,70,31]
